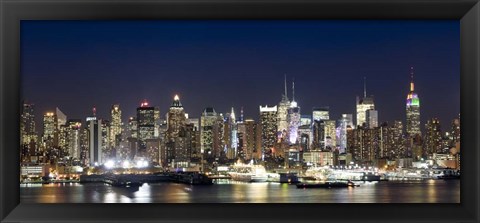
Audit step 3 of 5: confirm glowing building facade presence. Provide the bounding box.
[259,105,277,159]
[110,104,122,147]
[287,80,301,144]
[356,78,375,127]
[406,67,421,137]
[137,100,156,154]
[277,75,290,139]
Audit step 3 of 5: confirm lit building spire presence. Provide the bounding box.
[174,94,180,101]
[292,77,295,102]
[230,107,236,121]
[140,99,149,107]
[364,76,367,98]
[410,66,415,92]
[171,94,183,107]
[240,106,244,122]
[284,74,288,98]
[93,106,96,117]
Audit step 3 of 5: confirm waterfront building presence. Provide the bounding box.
[86,115,103,166]
[356,78,375,127]
[259,105,277,159]
[406,67,421,137]
[137,100,156,154]
[110,104,122,148]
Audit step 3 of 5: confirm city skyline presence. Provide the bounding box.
[21,20,459,129]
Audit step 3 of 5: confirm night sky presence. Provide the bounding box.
[21,20,460,131]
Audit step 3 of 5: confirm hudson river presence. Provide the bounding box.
[20,180,459,203]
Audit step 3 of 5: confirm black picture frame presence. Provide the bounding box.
[1,0,478,222]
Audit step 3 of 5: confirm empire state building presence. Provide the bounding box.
[406,67,421,137]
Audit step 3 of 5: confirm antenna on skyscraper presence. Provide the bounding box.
[240,106,244,122]
[410,66,415,91]
[292,77,295,101]
[363,76,367,98]
[284,74,288,98]
[93,106,96,117]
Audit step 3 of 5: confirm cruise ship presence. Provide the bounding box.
[305,166,381,181]
[228,162,268,182]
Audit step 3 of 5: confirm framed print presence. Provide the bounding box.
[1,0,478,222]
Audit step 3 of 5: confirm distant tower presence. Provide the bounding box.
[137,99,155,154]
[287,78,301,144]
[356,77,375,127]
[277,74,290,139]
[110,104,122,147]
[406,67,421,137]
[260,105,278,160]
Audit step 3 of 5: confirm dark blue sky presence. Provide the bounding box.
[21,20,460,129]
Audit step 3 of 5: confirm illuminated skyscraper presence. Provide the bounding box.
[424,118,442,155]
[366,109,378,128]
[20,102,37,146]
[337,114,353,153]
[137,100,155,154]
[259,105,277,159]
[406,67,421,137]
[287,80,301,144]
[227,107,238,159]
[356,77,375,127]
[166,95,187,166]
[312,107,329,122]
[277,75,290,139]
[42,112,57,150]
[110,104,122,147]
[450,116,460,147]
[65,119,82,159]
[324,120,336,150]
[200,107,220,156]
[86,114,104,166]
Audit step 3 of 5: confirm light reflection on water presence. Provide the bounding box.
[20,180,460,203]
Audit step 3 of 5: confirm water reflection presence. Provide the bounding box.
[20,181,460,203]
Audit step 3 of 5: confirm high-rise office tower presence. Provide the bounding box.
[127,117,138,138]
[86,115,103,166]
[42,112,57,150]
[200,107,220,156]
[450,116,460,147]
[110,104,122,147]
[366,109,379,128]
[259,105,277,159]
[406,67,421,137]
[392,120,405,158]
[356,77,375,127]
[244,118,258,160]
[337,114,353,153]
[277,75,290,139]
[65,119,82,159]
[312,107,329,122]
[424,118,442,155]
[20,102,37,145]
[137,100,156,154]
[287,80,301,144]
[312,120,325,150]
[225,107,238,159]
[324,120,336,150]
[166,95,187,166]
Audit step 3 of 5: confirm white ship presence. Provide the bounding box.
[228,161,268,182]
[305,166,381,181]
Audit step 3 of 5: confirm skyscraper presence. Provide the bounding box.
[287,79,301,144]
[137,100,156,155]
[312,107,329,122]
[259,105,277,159]
[20,102,37,145]
[356,77,375,127]
[424,118,442,155]
[42,112,57,150]
[337,114,353,153]
[86,115,102,166]
[166,95,187,166]
[366,109,379,128]
[277,75,290,139]
[110,104,122,147]
[406,67,421,137]
[65,119,82,159]
[324,120,336,150]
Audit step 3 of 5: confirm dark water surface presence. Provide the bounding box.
[20,180,459,203]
